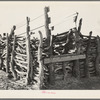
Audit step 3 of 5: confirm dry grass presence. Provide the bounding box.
[1,70,100,90]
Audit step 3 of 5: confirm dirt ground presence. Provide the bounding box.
[48,77,100,90]
[1,70,100,90]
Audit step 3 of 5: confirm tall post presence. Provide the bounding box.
[38,31,44,89]
[6,33,9,73]
[95,35,100,75]
[26,17,32,84]
[78,18,83,38]
[44,6,51,46]
[10,35,17,80]
[74,28,81,78]
[48,36,55,85]
[44,7,54,84]
[85,31,92,77]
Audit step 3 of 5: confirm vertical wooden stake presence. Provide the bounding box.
[26,17,32,84]
[6,33,9,73]
[38,31,44,89]
[44,7,51,46]
[10,35,17,80]
[48,36,55,85]
[74,28,81,78]
[85,31,92,77]
[95,35,100,75]
[62,62,68,81]
[44,7,54,84]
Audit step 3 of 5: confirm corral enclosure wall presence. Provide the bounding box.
[0,7,100,89]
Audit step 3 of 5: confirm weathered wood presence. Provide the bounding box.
[15,69,27,75]
[85,31,92,77]
[44,54,86,64]
[48,35,55,84]
[26,17,32,84]
[44,6,51,45]
[63,62,72,80]
[15,56,26,61]
[17,42,26,50]
[15,51,27,57]
[6,33,9,73]
[74,29,81,78]
[95,35,100,75]
[14,60,27,69]
[38,31,44,89]
[14,58,27,64]
[62,62,67,80]
[10,35,17,80]
[17,41,26,45]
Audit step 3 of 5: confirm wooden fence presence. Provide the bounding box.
[0,7,100,89]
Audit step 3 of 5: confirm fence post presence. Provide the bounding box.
[85,31,92,77]
[6,33,9,73]
[48,36,55,85]
[38,31,44,89]
[74,28,81,78]
[26,17,32,85]
[95,35,100,75]
[10,35,17,80]
[44,7,54,84]
[44,6,51,45]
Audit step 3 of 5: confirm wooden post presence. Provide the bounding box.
[6,33,9,73]
[62,62,69,81]
[44,6,51,46]
[78,18,83,38]
[78,18,82,33]
[38,31,44,89]
[10,35,17,80]
[48,36,55,85]
[44,7,54,84]
[85,31,92,77]
[95,35,100,75]
[26,17,32,84]
[74,28,81,78]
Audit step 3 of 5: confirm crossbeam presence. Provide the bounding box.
[44,54,86,64]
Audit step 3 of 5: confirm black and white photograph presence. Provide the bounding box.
[0,1,100,92]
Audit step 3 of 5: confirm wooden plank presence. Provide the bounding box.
[44,54,86,64]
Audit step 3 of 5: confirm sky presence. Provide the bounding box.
[0,1,100,38]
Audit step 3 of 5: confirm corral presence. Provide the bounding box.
[0,7,100,90]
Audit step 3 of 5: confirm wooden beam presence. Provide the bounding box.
[44,54,86,64]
